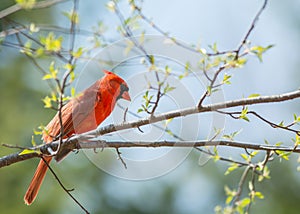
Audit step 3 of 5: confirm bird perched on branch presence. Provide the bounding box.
[24,70,131,205]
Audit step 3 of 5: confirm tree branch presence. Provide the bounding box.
[1,89,300,168]
[0,0,69,19]
[94,89,300,137]
[1,139,300,169]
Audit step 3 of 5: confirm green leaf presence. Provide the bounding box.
[62,95,71,102]
[258,165,270,182]
[42,74,53,80]
[293,114,300,123]
[213,146,220,162]
[49,61,58,75]
[43,61,58,80]
[70,70,75,82]
[35,47,44,57]
[250,44,274,62]
[240,153,249,162]
[278,121,284,127]
[209,42,218,53]
[294,134,300,147]
[224,185,233,196]
[207,86,212,95]
[276,150,291,160]
[222,73,231,84]
[185,61,191,71]
[199,48,207,55]
[163,83,176,94]
[178,71,188,80]
[165,118,173,126]
[29,23,39,33]
[42,93,57,108]
[236,197,251,208]
[33,128,42,136]
[213,155,220,162]
[165,65,171,75]
[222,130,242,141]
[250,150,259,157]
[20,40,33,56]
[227,58,247,68]
[137,108,144,113]
[71,87,76,97]
[64,63,73,72]
[42,96,52,108]
[213,146,218,155]
[72,47,84,58]
[16,0,36,9]
[62,10,79,24]
[40,32,63,52]
[224,185,236,205]
[248,93,260,98]
[225,195,233,205]
[225,163,239,175]
[214,205,222,214]
[254,191,264,199]
[31,135,36,146]
[106,1,116,12]
[149,55,155,65]
[239,107,250,122]
[124,15,141,30]
[19,149,40,155]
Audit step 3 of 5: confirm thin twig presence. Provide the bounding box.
[115,148,127,169]
[2,144,27,150]
[194,147,248,167]
[232,166,251,206]
[113,0,152,63]
[197,62,227,108]
[123,107,129,122]
[235,0,268,58]
[246,169,257,213]
[68,0,79,62]
[216,109,300,135]
[117,103,184,141]
[132,4,230,57]
[41,157,90,214]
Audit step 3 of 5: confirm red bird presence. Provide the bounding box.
[24,70,131,205]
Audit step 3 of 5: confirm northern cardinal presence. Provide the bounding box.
[24,70,131,205]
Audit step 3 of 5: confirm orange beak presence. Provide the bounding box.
[122,91,131,101]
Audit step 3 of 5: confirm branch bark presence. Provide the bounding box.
[1,139,299,169]
[0,89,300,168]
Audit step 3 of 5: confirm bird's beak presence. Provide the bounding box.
[122,91,131,101]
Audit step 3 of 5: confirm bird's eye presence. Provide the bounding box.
[120,83,129,93]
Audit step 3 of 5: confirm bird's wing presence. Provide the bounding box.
[43,82,101,142]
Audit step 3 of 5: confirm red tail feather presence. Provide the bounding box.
[24,157,52,205]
